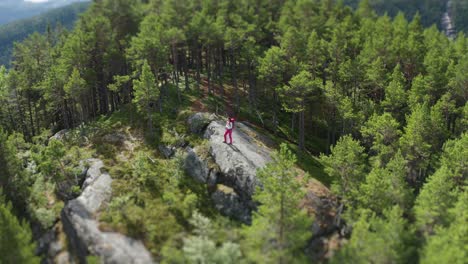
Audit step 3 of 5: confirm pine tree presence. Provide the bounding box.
[399,103,433,187]
[420,191,468,264]
[414,133,466,235]
[64,68,87,125]
[359,152,413,214]
[182,211,242,264]
[382,64,407,121]
[280,70,322,150]
[331,206,415,264]
[133,60,160,135]
[361,113,401,167]
[0,196,39,264]
[320,135,367,205]
[242,144,313,263]
[258,46,289,133]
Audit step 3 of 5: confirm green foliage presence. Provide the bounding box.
[133,60,160,134]
[332,206,415,264]
[399,103,433,186]
[181,211,242,264]
[101,150,206,256]
[382,64,407,121]
[242,144,313,263]
[420,191,468,264]
[0,2,90,66]
[259,46,289,88]
[359,152,413,215]
[280,70,321,113]
[40,140,66,179]
[344,0,447,30]
[0,0,467,262]
[320,135,367,204]
[414,134,467,234]
[0,195,39,264]
[361,113,401,167]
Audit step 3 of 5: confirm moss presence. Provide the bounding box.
[216,184,235,195]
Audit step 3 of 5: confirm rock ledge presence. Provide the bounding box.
[61,159,154,264]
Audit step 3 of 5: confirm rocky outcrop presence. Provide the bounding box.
[187,112,216,135]
[102,132,127,146]
[184,113,343,260]
[184,147,217,185]
[62,159,154,264]
[184,114,272,222]
[50,129,69,141]
[211,185,252,223]
[158,144,176,158]
[203,121,271,199]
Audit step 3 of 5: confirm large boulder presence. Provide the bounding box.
[62,159,154,264]
[184,114,272,222]
[102,132,127,146]
[203,120,271,200]
[50,129,69,141]
[184,147,217,186]
[187,112,216,134]
[211,185,252,224]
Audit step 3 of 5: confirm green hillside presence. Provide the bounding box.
[0,2,90,67]
[344,0,468,33]
[0,0,466,263]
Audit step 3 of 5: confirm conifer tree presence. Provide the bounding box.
[320,135,367,205]
[361,113,401,167]
[133,60,159,135]
[420,191,468,264]
[0,196,39,264]
[280,70,322,150]
[382,64,407,122]
[359,152,413,214]
[331,206,415,264]
[259,46,289,133]
[242,144,312,263]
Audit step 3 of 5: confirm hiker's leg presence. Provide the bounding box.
[224,130,228,142]
[228,130,233,144]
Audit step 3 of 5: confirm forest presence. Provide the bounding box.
[0,2,90,67]
[0,0,466,263]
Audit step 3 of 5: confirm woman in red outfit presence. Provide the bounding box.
[223,117,235,144]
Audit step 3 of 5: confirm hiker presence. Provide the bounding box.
[223,117,235,145]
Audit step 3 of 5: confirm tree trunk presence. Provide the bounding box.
[147,103,153,136]
[279,172,285,264]
[273,89,278,135]
[27,96,35,137]
[231,48,239,113]
[248,61,256,109]
[299,107,305,151]
[207,47,212,94]
[183,48,190,91]
[196,45,201,92]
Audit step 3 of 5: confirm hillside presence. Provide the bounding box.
[0,0,466,263]
[344,0,468,34]
[0,2,90,66]
[0,0,89,25]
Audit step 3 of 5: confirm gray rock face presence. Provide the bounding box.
[185,114,272,223]
[187,112,216,134]
[211,185,252,224]
[203,120,271,199]
[184,147,211,184]
[50,129,69,141]
[62,159,154,264]
[158,144,176,159]
[102,132,127,145]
